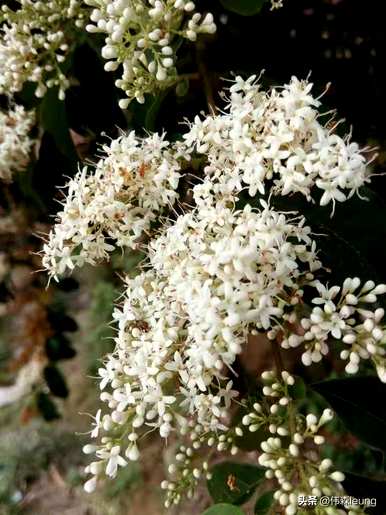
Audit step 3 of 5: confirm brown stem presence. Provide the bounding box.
[177,72,200,82]
[271,338,284,376]
[195,41,216,113]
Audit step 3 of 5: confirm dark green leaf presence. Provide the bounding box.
[313,377,386,451]
[36,392,60,421]
[45,335,76,361]
[219,0,267,16]
[15,164,46,213]
[203,504,245,515]
[232,405,269,451]
[144,90,168,131]
[234,423,268,452]
[47,311,78,332]
[254,490,275,514]
[207,462,265,505]
[271,188,386,286]
[176,78,190,97]
[287,376,306,400]
[39,88,77,164]
[43,365,69,398]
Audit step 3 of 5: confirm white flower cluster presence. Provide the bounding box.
[42,132,181,280]
[84,0,216,106]
[0,0,87,99]
[270,0,284,9]
[181,76,370,209]
[280,278,386,381]
[0,105,35,182]
[81,203,322,491]
[243,371,359,515]
[41,76,382,502]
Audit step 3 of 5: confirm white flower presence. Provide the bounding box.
[180,76,370,209]
[42,131,181,280]
[0,0,87,98]
[97,445,127,477]
[90,409,102,438]
[0,105,35,182]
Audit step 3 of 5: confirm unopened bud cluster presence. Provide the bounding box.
[162,423,239,508]
[0,0,87,99]
[0,105,35,182]
[84,0,216,106]
[243,372,358,515]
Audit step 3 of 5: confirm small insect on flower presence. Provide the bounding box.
[139,163,147,178]
[227,474,240,492]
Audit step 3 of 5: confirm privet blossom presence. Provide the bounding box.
[43,76,385,508]
[84,0,216,106]
[0,0,87,99]
[0,105,35,182]
[42,132,181,281]
[182,76,371,209]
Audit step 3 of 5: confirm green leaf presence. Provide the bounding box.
[254,490,275,514]
[207,462,265,505]
[43,365,69,398]
[287,375,306,400]
[36,392,60,421]
[39,87,77,164]
[313,377,386,451]
[15,161,46,213]
[203,504,245,515]
[234,422,268,452]
[144,90,168,131]
[176,78,190,97]
[45,335,76,361]
[271,188,386,287]
[232,402,269,451]
[219,0,267,16]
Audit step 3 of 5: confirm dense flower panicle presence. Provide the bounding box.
[38,75,382,502]
[182,76,370,209]
[82,204,322,490]
[42,132,181,280]
[0,0,87,99]
[84,0,216,106]
[149,202,320,339]
[0,105,35,182]
[280,278,386,381]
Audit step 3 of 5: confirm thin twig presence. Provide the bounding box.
[271,338,284,376]
[195,41,216,113]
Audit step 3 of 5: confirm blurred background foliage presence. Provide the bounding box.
[1,0,386,513]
